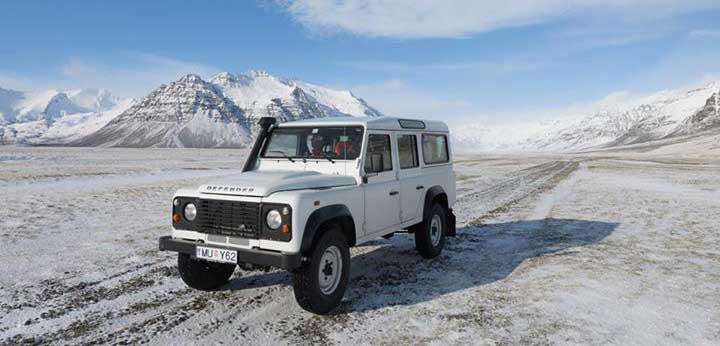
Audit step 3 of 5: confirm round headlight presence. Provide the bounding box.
[184,203,197,221]
[266,209,282,230]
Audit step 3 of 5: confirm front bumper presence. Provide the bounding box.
[159,236,302,270]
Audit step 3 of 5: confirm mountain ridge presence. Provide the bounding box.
[452,81,720,152]
[2,73,719,151]
[72,71,384,147]
[0,71,384,147]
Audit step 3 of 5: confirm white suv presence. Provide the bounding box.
[159,116,456,314]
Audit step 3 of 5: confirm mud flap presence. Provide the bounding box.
[447,208,456,236]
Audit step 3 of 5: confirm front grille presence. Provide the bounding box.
[195,199,261,239]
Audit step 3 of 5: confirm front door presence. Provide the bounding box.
[362,132,400,234]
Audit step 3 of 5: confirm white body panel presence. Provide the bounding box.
[169,116,455,255]
[362,130,401,235]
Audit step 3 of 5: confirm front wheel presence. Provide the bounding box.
[414,203,447,258]
[292,224,350,314]
[178,253,236,290]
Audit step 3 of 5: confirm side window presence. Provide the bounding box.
[364,134,393,173]
[422,134,449,164]
[397,134,418,169]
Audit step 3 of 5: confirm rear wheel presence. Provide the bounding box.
[292,224,350,314]
[414,203,447,258]
[178,253,236,290]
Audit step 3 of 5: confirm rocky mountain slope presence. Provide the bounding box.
[74,71,383,148]
[72,74,252,148]
[453,81,720,152]
[0,71,383,147]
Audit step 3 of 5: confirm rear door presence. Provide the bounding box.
[396,133,424,223]
[362,132,401,234]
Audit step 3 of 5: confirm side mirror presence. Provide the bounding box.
[362,153,383,183]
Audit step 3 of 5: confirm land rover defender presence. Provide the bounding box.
[159,116,456,314]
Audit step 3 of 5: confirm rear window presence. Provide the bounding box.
[422,134,449,164]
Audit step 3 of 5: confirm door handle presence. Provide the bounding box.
[415,185,424,190]
[389,191,399,196]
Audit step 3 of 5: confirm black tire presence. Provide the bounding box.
[178,253,236,290]
[292,224,350,314]
[414,203,447,258]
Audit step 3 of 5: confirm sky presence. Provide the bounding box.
[1,0,720,125]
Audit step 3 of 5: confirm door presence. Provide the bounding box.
[362,132,400,234]
[396,133,424,223]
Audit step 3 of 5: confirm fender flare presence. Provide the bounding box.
[422,186,456,236]
[300,204,356,253]
[423,186,447,219]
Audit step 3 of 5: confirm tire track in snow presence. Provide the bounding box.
[527,162,585,220]
[460,160,580,226]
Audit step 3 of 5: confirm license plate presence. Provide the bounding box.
[196,246,237,264]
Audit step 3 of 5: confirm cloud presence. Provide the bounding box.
[350,78,572,127]
[58,52,220,97]
[339,60,548,73]
[349,79,473,120]
[0,73,38,91]
[689,29,720,38]
[274,0,720,39]
[572,32,662,48]
[1,52,219,97]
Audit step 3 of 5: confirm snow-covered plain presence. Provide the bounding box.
[1,147,719,345]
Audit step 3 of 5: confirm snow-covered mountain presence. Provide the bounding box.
[74,71,384,148]
[0,87,132,145]
[210,71,383,124]
[453,81,720,152]
[0,71,383,147]
[4,71,717,152]
[73,74,252,148]
[672,88,720,136]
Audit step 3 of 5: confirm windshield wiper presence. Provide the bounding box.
[321,152,335,164]
[267,150,295,163]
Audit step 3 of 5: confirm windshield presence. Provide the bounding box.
[261,126,364,160]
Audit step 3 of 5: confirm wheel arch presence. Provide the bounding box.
[301,204,357,253]
[423,186,448,218]
[422,186,456,236]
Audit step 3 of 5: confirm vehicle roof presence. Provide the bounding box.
[277,116,449,132]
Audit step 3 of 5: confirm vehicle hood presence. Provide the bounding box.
[199,170,357,197]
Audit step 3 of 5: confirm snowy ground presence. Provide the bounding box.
[1,147,719,345]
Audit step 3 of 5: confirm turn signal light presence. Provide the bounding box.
[172,213,181,223]
[281,224,290,234]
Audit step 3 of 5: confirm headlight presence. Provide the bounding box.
[184,203,197,221]
[266,209,282,230]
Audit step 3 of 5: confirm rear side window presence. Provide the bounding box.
[397,134,419,169]
[422,134,449,164]
[364,134,393,173]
